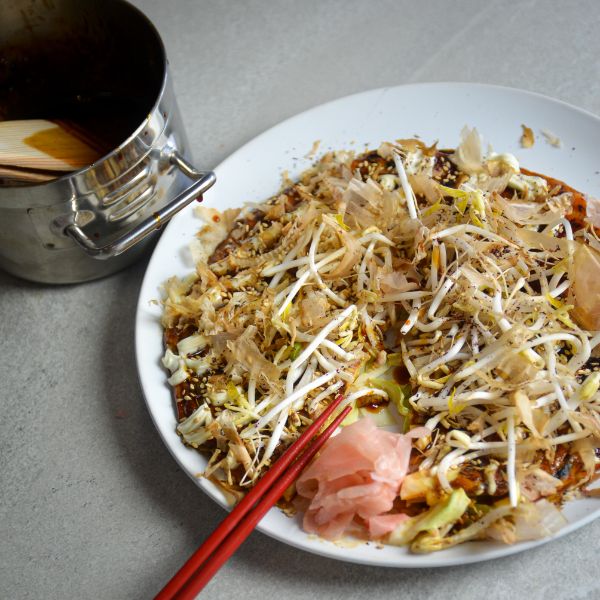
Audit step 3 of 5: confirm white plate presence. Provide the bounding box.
[135,82,600,567]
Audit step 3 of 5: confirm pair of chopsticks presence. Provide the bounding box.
[156,393,350,599]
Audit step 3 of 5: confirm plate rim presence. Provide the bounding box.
[135,81,600,568]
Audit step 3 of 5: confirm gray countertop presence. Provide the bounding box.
[2,1,600,598]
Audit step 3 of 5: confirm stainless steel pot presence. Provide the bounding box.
[0,0,215,283]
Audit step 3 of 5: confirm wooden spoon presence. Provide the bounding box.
[0,164,59,183]
[0,119,102,172]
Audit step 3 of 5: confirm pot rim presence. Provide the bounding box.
[0,0,169,190]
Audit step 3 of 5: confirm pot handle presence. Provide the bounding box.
[65,152,216,259]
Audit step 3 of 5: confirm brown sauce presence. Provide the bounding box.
[432,151,462,187]
[362,399,390,413]
[209,208,267,264]
[350,151,395,181]
[520,167,588,230]
[393,365,411,385]
[22,124,102,168]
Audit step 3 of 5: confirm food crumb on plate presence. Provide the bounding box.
[332,538,366,549]
[305,139,321,158]
[541,129,562,147]
[520,124,535,148]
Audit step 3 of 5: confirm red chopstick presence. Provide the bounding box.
[156,393,349,600]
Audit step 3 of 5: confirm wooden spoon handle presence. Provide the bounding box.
[0,164,65,183]
[0,119,101,171]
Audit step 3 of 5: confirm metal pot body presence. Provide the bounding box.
[0,0,215,283]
